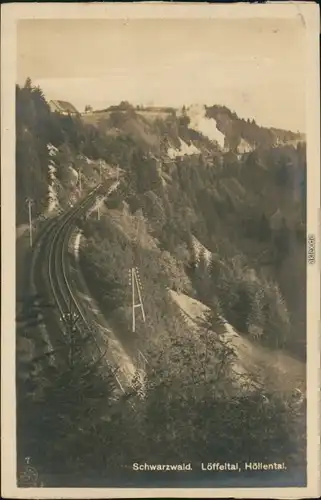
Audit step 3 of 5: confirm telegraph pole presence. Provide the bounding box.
[26,197,33,247]
[127,217,146,332]
[78,168,82,196]
[131,268,135,332]
[129,267,145,333]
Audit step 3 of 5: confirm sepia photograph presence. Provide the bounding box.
[1,2,320,499]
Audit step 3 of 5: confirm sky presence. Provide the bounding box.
[17,17,307,132]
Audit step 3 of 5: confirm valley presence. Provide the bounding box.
[15,80,307,486]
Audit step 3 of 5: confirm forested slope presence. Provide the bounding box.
[205,104,304,151]
[16,79,306,486]
[80,101,306,358]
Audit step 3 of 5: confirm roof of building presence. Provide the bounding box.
[49,100,79,114]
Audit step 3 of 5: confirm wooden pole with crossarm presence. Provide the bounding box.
[129,266,145,333]
[26,197,33,247]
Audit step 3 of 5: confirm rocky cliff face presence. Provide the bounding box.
[205,104,304,152]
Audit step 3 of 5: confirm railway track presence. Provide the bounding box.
[48,187,100,338]
[30,182,126,392]
[30,187,100,354]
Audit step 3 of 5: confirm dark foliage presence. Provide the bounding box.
[16,84,306,485]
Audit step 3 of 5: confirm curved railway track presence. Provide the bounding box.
[29,183,128,392]
[47,188,100,339]
[30,186,103,360]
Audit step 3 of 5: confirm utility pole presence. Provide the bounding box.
[78,168,82,196]
[99,161,102,184]
[129,266,145,333]
[26,197,33,247]
[127,217,146,333]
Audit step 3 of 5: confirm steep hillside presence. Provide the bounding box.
[16,81,306,364]
[84,102,305,156]
[16,81,119,225]
[81,100,307,358]
[205,104,304,151]
[16,83,306,485]
[170,290,305,393]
